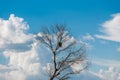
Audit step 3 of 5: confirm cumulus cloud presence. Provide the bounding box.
[0,14,107,80]
[91,58,120,80]
[95,13,120,42]
[0,44,41,80]
[0,14,41,80]
[0,14,32,48]
[91,67,120,80]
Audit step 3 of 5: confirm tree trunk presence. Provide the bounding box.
[50,76,54,80]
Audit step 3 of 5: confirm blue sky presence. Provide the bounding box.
[0,0,120,80]
[0,0,120,34]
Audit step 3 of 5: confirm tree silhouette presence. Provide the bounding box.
[35,24,89,80]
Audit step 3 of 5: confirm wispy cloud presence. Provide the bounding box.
[79,40,93,50]
[92,58,120,68]
[117,47,120,52]
[95,13,120,42]
[83,33,95,41]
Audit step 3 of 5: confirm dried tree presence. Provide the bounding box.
[35,24,89,80]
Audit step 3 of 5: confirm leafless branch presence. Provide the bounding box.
[35,24,89,80]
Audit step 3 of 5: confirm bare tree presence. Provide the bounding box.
[35,24,89,80]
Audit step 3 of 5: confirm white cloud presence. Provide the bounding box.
[91,58,120,80]
[43,63,54,76]
[79,40,93,49]
[91,67,120,80]
[0,14,32,48]
[92,58,120,68]
[95,13,120,42]
[117,47,120,52]
[0,44,41,80]
[72,71,100,80]
[70,60,88,74]
[0,14,96,80]
[0,14,41,80]
[83,33,95,41]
